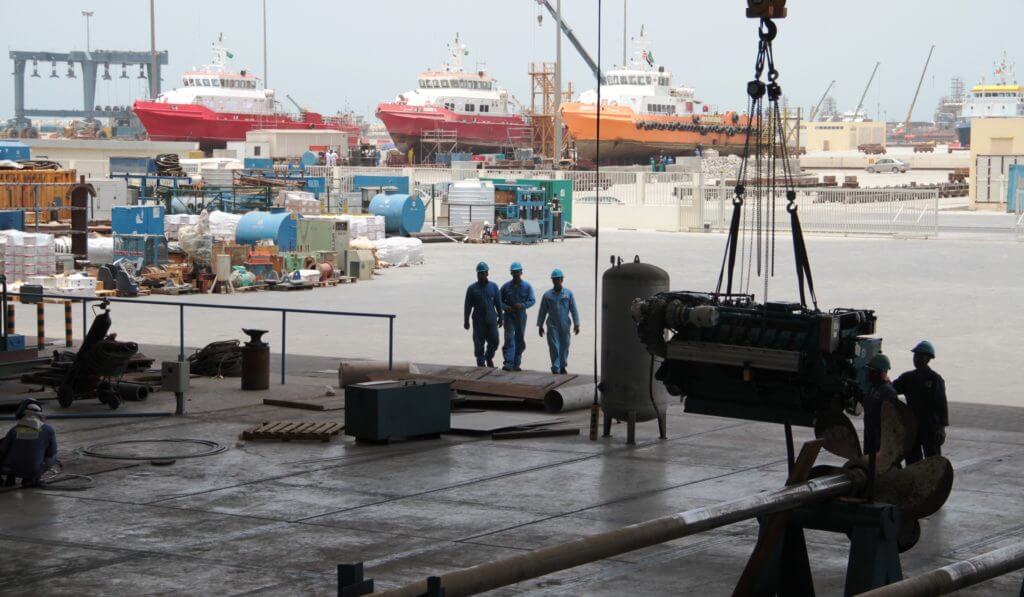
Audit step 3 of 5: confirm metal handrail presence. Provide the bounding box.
[5,291,395,384]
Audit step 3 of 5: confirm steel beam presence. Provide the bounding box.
[377,472,862,597]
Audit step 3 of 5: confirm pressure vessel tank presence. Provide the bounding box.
[368,193,425,236]
[235,210,301,251]
[600,256,670,436]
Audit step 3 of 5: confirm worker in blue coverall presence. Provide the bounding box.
[0,399,57,488]
[537,269,580,374]
[464,262,503,367]
[500,262,536,372]
[861,353,897,501]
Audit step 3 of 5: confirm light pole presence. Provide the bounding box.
[262,0,268,89]
[82,11,94,53]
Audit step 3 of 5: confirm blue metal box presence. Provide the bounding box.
[4,334,25,351]
[353,174,409,195]
[344,379,451,441]
[0,141,29,161]
[0,210,25,231]
[109,156,156,175]
[112,205,165,235]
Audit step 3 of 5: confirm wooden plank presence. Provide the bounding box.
[491,428,581,440]
[262,398,326,411]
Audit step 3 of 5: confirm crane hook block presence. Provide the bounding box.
[746,0,787,19]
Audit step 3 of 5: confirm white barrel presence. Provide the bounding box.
[448,180,495,232]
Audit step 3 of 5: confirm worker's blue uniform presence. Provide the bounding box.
[500,279,536,369]
[464,281,503,366]
[0,417,57,485]
[537,287,580,373]
[894,367,948,462]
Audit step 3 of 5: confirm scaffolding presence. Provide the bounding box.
[528,62,575,160]
[418,129,458,164]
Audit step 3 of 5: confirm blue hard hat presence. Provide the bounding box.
[476,262,489,273]
[911,340,935,358]
[867,353,892,372]
[551,268,564,279]
[510,262,523,273]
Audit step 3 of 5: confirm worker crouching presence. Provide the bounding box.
[0,399,58,488]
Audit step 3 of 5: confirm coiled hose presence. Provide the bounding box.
[187,340,242,377]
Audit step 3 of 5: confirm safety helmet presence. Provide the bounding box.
[510,262,523,273]
[911,340,935,358]
[14,398,41,419]
[476,262,489,273]
[551,268,564,279]
[866,353,891,372]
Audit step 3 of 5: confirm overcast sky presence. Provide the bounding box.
[2,0,1021,123]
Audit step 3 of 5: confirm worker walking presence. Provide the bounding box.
[861,353,897,501]
[537,269,580,374]
[464,262,503,368]
[894,340,948,464]
[0,399,57,488]
[500,262,536,372]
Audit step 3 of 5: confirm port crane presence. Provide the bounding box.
[286,94,309,114]
[534,0,604,83]
[902,45,936,134]
[853,61,880,121]
[808,79,836,121]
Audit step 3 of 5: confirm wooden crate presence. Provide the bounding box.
[240,420,343,442]
[0,170,76,221]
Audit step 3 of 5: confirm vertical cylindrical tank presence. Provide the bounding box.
[235,210,302,251]
[448,180,495,232]
[601,256,670,422]
[368,193,425,236]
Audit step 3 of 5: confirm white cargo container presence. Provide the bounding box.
[244,129,348,160]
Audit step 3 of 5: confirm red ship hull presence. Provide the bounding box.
[133,101,359,146]
[376,102,528,158]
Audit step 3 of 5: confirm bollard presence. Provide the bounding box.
[36,302,44,349]
[5,304,13,335]
[64,301,72,347]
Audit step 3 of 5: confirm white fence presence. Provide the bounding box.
[304,165,950,237]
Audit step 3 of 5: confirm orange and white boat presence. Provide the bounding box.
[561,31,749,164]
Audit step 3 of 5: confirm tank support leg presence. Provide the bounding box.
[657,412,667,440]
[602,410,612,437]
[626,410,637,445]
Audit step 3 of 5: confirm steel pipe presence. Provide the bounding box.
[857,542,1024,597]
[377,472,862,597]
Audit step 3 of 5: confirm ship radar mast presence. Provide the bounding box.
[993,51,1016,85]
[209,34,230,71]
[626,25,656,71]
[445,33,468,73]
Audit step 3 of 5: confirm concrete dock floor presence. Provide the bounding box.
[0,365,1021,595]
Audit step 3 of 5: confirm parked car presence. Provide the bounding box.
[866,157,909,173]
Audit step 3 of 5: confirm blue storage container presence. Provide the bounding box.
[0,210,25,231]
[235,211,302,251]
[112,234,168,267]
[4,334,25,352]
[0,141,29,161]
[1007,164,1024,212]
[369,193,425,236]
[109,156,157,175]
[244,157,274,169]
[353,175,410,195]
[112,205,165,235]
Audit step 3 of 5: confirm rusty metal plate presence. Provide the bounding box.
[413,366,576,400]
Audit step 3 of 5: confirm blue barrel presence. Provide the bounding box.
[235,211,302,251]
[368,193,425,236]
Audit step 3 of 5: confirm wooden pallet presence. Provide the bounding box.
[150,286,198,296]
[94,289,117,297]
[241,420,343,442]
[316,279,340,287]
[268,283,314,291]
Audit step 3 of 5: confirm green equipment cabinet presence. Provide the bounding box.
[344,379,451,442]
[296,219,337,253]
[483,177,573,226]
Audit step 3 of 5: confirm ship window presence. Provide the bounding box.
[213,79,221,87]
[480,105,489,113]
[628,76,638,84]
[646,76,653,84]
[465,104,475,112]
[441,80,450,88]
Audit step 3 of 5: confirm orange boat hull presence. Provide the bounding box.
[561,102,750,163]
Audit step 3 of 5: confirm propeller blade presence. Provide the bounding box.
[814,410,862,462]
[875,456,954,519]
[876,398,918,474]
